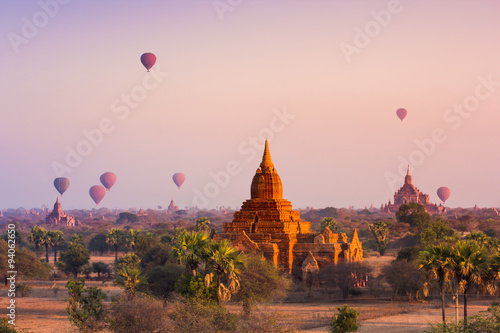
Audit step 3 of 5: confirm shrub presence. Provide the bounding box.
[168,296,238,333]
[329,305,360,333]
[15,283,32,297]
[65,278,107,332]
[175,272,217,302]
[237,309,299,333]
[0,318,17,332]
[108,294,170,333]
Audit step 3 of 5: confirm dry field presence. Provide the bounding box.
[1,254,494,332]
[1,284,493,333]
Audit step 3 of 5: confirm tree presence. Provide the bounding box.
[145,263,185,299]
[383,259,426,301]
[47,230,65,263]
[451,240,487,327]
[69,233,85,245]
[420,219,460,247]
[2,228,21,245]
[91,262,109,279]
[489,253,500,304]
[319,261,371,300]
[396,203,432,231]
[125,229,141,252]
[135,232,159,257]
[106,228,125,260]
[59,241,90,278]
[88,233,109,256]
[28,226,50,262]
[65,278,107,332]
[116,267,145,299]
[116,212,139,224]
[172,231,209,276]
[321,218,338,231]
[140,243,172,271]
[318,207,338,218]
[205,239,243,305]
[369,221,389,255]
[196,217,212,235]
[419,245,454,327]
[114,253,141,274]
[465,231,499,253]
[233,253,291,315]
[0,240,51,284]
[329,305,360,333]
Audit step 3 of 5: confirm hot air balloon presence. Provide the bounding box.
[396,108,407,122]
[172,173,185,189]
[89,185,106,206]
[100,172,117,191]
[54,177,70,196]
[140,53,156,72]
[437,187,451,203]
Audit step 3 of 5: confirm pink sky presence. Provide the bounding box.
[1,0,499,210]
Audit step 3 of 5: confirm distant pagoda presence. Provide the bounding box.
[382,166,444,214]
[167,199,179,213]
[46,198,76,226]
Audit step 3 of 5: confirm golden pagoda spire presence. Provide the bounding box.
[260,139,274,170]
[407,165,411,176]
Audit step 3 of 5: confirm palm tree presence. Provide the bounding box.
[419,244,453,327]
[451,240,486,327]
[195,217,212,235]
[28,226,50,263]
[125,229,140,252]
[172,231,209,276]
[206,239,243,305]
[106,228,125,260]
[48,230,65,263]
[369,221,389,255]
[488,253,500,303]
[320,217,337,231]
[116,267,145,299]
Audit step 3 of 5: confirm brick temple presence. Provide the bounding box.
[381,166,445,214]
[214,140,362,278]
[46,198,76,226]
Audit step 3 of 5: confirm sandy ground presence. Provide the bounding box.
[1,292,491,333]
[1,255,493,332]
[0,295,488,333]
[305,302,490,333]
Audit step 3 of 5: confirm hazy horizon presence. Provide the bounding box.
[1,1,499,210]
